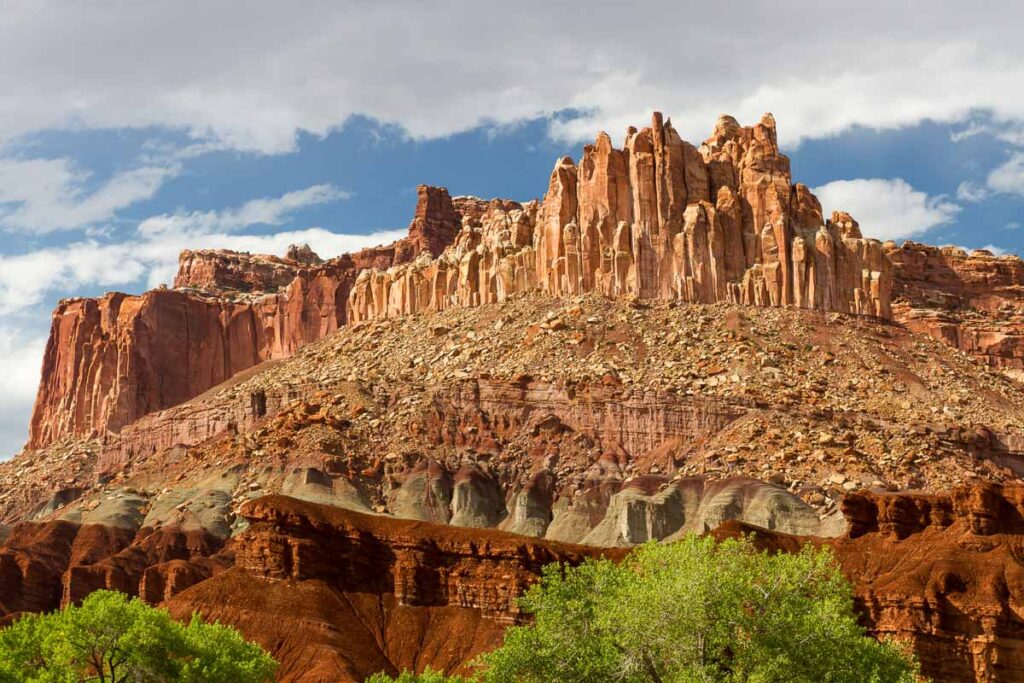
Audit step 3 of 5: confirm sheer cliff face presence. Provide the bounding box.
[886,241,1024,377]
[27,186,464,450]
[348,113,893,323]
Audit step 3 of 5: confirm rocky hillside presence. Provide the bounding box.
[888,241,1024,377]
[3,112,1024,682]
[27,185,466,449]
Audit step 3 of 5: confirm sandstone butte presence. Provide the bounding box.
[3,112,1024,682]
[26,113,1024,452]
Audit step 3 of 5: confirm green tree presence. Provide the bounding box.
[483,535,918,683]
[369,535,919,683]
[366,667,473,683]
[0,590,277,683]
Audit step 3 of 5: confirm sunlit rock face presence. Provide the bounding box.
[349,112,893,324]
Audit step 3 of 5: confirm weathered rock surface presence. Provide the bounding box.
[349,114,892,323]
[580,476,824,547]
[156,488,1024,683]
[167,495,621,682]
[8,292,1024,538]
[0,516,228,621]
[27,186,465,450]
[826,483,1024,683]
[6,481,1024,682]
[28,114,1024,462]
[887,241,1024,378]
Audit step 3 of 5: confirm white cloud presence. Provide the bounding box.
[812,178,960,241]
[0,157,177,233]
[0,184,401,316]
[987,152,1024,196]
[138,184,349,236]
[951,120,1024,146]
[956,180,990,203]
[0,3,1020,153]
[0,326,47,459]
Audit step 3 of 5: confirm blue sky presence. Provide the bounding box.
[1,1,1023,457]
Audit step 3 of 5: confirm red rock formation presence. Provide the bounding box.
[0,519,80,616]
[827,484,1024,682]
[0,520,228,620]
[5,486,1024,681]
[167,496,620,681]
[29,290,291,449]
[28,186,465,449]
[161,489,1024,683]
[62,527,227,607]
[349,113,893,323]
[174,250,306,293]
[887,241,1024,376]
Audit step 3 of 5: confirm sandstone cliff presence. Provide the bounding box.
[887,241,1024,377]
[27,186,465,449]
[349,113,892,323]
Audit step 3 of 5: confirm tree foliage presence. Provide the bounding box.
[0,590,277,683]
[366,668,474,683]
[369,535,919,683]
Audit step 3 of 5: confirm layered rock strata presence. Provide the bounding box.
[349,113,892,323]
[4,485,1020,682]
[887,241,1024,377]
[0,518,227,621]
[159,486,1024,683]
[27,186,465,450]
[8,292,1024,535]
[828,483,1024,683]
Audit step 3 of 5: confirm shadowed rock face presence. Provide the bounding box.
[0,519,228,621]
[348,113,893,324]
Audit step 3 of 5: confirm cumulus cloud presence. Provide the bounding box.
[0,157,177,233]
[0,184,402,316]
[0,326,48,458]
[987,152,1024,196]
[0,3,1021,153]
[812,178,960,241]
[138,184,349,236]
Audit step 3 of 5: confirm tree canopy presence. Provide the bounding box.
[370,535,919,683]
[0,590,277,683]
